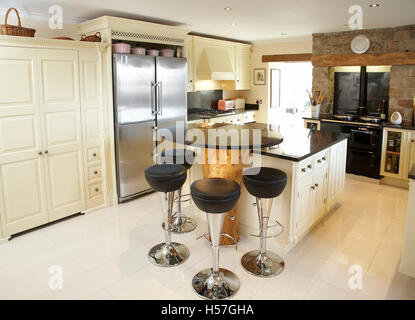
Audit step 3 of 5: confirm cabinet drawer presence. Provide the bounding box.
[88,165,102,180]
[87,146,101,162]
[88,181,103,198]
[298,158,313,179]
[314,149,329,170]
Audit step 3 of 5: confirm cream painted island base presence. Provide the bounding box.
[190,137,347,253]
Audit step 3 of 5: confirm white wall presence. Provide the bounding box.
[238,40,312,123]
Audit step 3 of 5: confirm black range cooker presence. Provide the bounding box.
[320,114,382,179]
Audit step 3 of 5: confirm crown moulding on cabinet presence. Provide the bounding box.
[311,51,415,66]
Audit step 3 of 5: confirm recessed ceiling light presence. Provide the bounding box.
[224,7,232,11]
[230,22,237,27]
[369,3,380,7]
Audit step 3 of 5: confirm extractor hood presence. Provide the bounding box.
[196,47,235,81]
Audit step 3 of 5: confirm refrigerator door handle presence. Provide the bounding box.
[157,81,162,116]
[151,81,156,116]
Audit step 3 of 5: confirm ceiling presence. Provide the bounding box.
[2,0,415,43]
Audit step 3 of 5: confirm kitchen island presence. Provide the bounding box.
[162,122,348,251]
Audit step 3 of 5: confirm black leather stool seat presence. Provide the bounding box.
[191,178,240,213]
[145,164,187,193]
[243,167,287,199]
[161,149,195,169]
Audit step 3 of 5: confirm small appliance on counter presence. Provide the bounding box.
[390,111,403,125]
[218,99,235,111]
[232,98,245,109]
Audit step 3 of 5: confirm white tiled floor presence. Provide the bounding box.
[0,176,414,300]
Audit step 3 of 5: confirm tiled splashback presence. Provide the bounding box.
[187,90,223,111]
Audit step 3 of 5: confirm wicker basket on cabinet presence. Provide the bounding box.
[0,8,36,37]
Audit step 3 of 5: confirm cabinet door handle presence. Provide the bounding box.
[44,150,48,154]
[411,139,415,143]
[38,151,42,155]
[322,156,326,161]
[315,183,319,188]
[311,185,315,190]
[301,168,306,173]
[94,170,98,175]
[307,164,312,169]
[317,159,322,164]
[92,153,97,157]
[94,187,99,192]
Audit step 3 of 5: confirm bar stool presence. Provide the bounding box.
[190,178,241,300]
[241,167,287,277]
[160,149,197,233]
[144,164,190,267]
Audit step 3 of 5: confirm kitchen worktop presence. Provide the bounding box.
[383,123,415,131]
[160,122,348,160]
[187,108,258,122]
[260,125,349,162]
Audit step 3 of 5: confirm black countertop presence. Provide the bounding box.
[161,122,348,161]
[188,108,258,122]
[409,164,415,180]
[383,123,415,131]
[260,125,349,161]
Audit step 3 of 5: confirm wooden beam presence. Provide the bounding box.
[312,51,415,66]
[262,53,312,63]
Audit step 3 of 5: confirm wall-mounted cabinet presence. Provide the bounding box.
[184,36,195,92]
[235,43,252,90]
[186,36,252,92]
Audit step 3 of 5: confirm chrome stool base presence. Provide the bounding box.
[148,242,190,267]
[192,268,240,300]
[162,216,197,234]
[241,250,284,277]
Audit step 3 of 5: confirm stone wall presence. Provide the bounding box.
[312,25,415,125]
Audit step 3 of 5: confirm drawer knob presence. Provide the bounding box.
[315,183,319,188]
[311,185,315,190]
[94,170,98,175]
[94,187,99,192]
[301,168,306,173]
[307,164,312,169]
[322,156,327,161]
[44,150,48,154]
[317,159,322,164]
[38,151,42,155]
[92,153,97,157]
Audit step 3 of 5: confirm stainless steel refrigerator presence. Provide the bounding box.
[113,53,187,202]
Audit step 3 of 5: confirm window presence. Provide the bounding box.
[269,62,312,112]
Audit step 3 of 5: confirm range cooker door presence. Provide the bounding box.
[346,149,380,179]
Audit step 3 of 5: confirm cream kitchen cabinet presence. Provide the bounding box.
[0,36,106,238]
[237,138,347,252]
[327,139,347,211]
[184,36,195,92]
[294,149,329,236]
[381,127,415,187]
[194,36,236,81]
[235,43,252,90]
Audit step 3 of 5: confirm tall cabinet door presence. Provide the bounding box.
[0,47,48,236]
[37,49,86,221]
[235,44,252,90]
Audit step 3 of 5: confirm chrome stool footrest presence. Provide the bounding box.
[197,232,238,250]
[249,219,284,238]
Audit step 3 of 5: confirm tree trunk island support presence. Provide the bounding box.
[202,148,244,246]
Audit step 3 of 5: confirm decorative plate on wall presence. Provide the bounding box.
[351,35,371,54]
